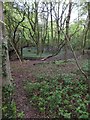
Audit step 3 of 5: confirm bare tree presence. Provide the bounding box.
[50,2,54,51]
[39,2,49,53]
[64,0,72,62]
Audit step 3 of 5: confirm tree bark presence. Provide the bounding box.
[87,2,90,116]
[50,2,54,52]
[0,2,11,86]
[64,0,72,62]
[0,2,3,119]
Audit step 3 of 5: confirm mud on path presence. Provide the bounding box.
[10,51,88,118]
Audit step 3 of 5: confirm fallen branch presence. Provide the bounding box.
[41,41,65,61]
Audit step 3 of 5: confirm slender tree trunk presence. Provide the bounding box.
[57,2,60,44]
[41,27,44,54]
[47,32,50,52]
[35,1,40,55]
[64,0,72,62]
[82,26,88,55]
[50,2,54,52]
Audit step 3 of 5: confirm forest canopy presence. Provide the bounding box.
[4,0,89,60]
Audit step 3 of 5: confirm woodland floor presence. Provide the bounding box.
[10,51,88,118]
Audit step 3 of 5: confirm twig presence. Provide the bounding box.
[0,20,6,25]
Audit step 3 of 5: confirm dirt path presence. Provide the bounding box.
[11,60,44,118]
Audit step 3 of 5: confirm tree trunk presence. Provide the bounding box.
[64,0,72,62]
[0,2,11,86]
[57,2,60,44]
[0,2,3,119]
[35,1,40,55]
[47,32,50,52]
[87,2,90,115]
[50,2,54,52]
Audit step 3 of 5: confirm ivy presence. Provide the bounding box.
[2,42,8,77]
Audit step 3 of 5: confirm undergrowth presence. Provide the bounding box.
[2,85,24,119]
[25,60,90,119]
[25,73,89,119]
